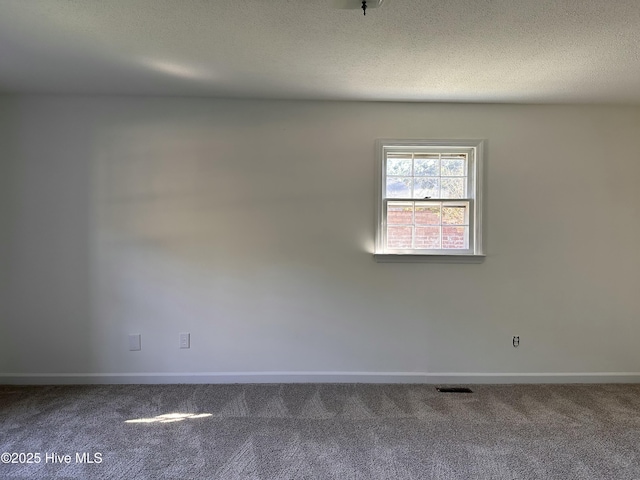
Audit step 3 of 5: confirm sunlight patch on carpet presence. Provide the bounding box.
[125,413,213,424]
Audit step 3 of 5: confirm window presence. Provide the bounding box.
[374,140,485,262]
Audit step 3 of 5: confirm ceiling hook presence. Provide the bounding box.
[362,0,367,15]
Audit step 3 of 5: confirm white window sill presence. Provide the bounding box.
[373,254,486,263]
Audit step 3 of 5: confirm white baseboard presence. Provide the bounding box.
[1,371,640,385]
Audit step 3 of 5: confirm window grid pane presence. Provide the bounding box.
[414,154,439,176]
[386,154,412,176]
[387,225,413,249]
[385,152,468,199]
[386,200,469,250]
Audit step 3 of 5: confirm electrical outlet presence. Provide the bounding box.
[128,334,141,351]
[513,336,520,348]
[179,333,190,349]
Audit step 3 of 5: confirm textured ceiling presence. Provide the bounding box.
[1,0,639,103]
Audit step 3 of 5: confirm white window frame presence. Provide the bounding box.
[374,139,485,263]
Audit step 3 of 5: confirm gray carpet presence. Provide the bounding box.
[1,383,640,479]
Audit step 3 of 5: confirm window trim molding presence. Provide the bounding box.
[373,254,486,263]
[374,139,485,263]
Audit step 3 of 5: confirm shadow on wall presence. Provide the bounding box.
[0,101,15,371]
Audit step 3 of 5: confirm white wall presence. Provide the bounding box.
[0,98,12,369]
[2,96,640,383]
